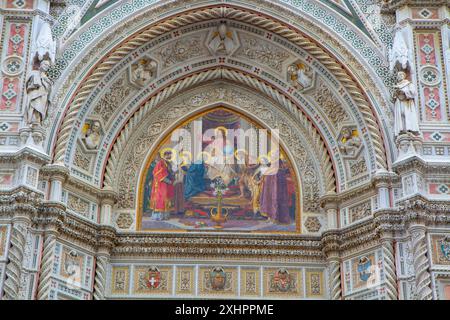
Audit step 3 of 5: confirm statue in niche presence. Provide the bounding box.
[82,120,102,150]
[393,71,420,137]
[131,58,157,87]
[287,62,313,90]
[338,127,361,157]
[208,22,236,55]
[25,59,52,125]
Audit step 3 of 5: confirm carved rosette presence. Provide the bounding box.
[410,227,432,300]
[2,222,27,300]
[36,234,57,300]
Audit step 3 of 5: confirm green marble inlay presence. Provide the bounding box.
[320,0,371,37]
[81,0,120,25]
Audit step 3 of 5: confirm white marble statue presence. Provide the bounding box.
[34,20,56,63]
[208,23,236,55]
[83,121,102,150]
[393,71,420,137]
[25,60,52,125]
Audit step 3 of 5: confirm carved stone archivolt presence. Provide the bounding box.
[48,5,389,175]
[99,67,338,195]
[49,0,392,132]
[312,79,350,130]
[110,82,326,212]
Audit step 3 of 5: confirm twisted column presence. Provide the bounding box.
[36,234,57,300]
[2,223,27,300]
[410,227,432,300]
[381,239,398,300]
[328,259,342,300]
[93,255,108,300]
[93,192,117,300]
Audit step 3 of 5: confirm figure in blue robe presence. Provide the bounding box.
[183,161,206,200]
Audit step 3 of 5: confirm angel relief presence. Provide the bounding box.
[138,108,300,233]
[287,61,314,91]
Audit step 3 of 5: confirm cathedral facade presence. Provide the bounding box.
[0,0,449,300]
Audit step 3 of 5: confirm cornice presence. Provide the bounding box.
[40,163,70,181]
[374,195,450,232]
[321,219,381,257]
[0,8,55,23]
[61,175,119,204]
[0,147,51,165]
[381,0,450,12]
[320,180,375,207]
[399,18,450,29]
[34,201,66,230]
[112,232,325,262]
[0,186,44,219]
[64,175,104,199]
[97,225,117,250]
[393,155,450,176]
[2,189,448,260]
[371,170,399,187]
[398,194,450,227]
[59,213,99,246]
[320,171,398,207]
[373,208,404,234]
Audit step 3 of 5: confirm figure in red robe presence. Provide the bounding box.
[150,150,175,221]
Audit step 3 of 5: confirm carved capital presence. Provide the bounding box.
[96,225,117,251]
[321,230,340,257]
[99,186,118,206]
[319,192,339,210]
[371,170,397,188]
[40,163,70,182]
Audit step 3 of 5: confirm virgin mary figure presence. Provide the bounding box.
[183,155,207,200]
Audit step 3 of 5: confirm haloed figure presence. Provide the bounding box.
[149,149,175,221]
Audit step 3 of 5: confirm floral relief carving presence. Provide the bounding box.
[92,75,135,125]
[236,35,290,72]
[312,79,350,128]
[348,156,368,178]
[67,193,89,216]
[349,201,372,223]
[157,35,206,68]
[245,272,257,294]
[114,270,127,291]
[73,146,92,170]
